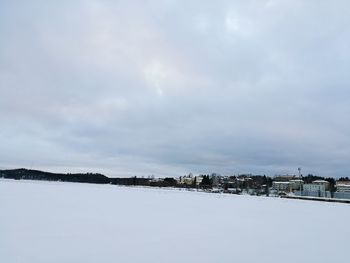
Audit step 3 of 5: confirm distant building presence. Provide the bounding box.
[312,180,330,191]
[178,174,205,186]
[272,181,291,192]
[272,179,303,192]
[334,181,350,200]
[303,183,326,193]
[289,179,303,191]
[336,181,350,192]
[296,180,333,198]
[180,176,194,185]
[195,176,203,186]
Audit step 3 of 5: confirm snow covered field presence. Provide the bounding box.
[1,179,349,263]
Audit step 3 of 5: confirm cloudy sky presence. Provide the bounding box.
[1,0,350,177]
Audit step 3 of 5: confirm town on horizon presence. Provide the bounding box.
[2,167,350,203]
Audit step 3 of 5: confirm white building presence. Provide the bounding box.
[336,181,350,192]
[303,184,326,192]
[312,180,330,191]
[179,175,204,186]
[299,181,332,198]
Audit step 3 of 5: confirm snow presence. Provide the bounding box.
[1,179,349,263]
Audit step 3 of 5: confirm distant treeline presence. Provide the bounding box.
[0,168,111,184]
[0,168,177,187]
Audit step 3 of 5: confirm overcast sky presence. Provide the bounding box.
[1,0,350,177]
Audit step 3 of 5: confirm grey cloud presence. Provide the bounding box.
[1,0,350,177]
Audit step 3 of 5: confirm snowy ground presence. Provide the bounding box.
[1,179,349,263]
